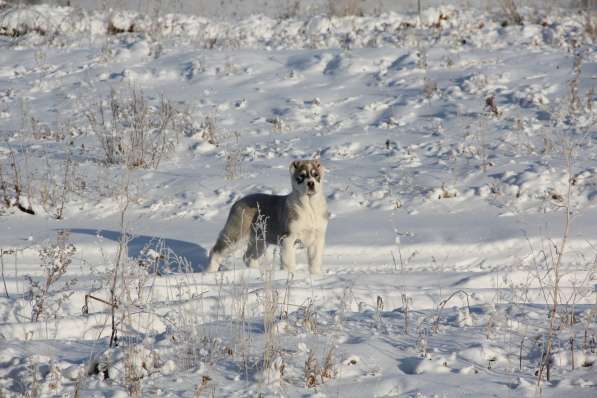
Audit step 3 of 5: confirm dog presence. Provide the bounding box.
[206,159,328,274]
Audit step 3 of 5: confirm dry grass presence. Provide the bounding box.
[327,0,364,17]
[500,0,523,26]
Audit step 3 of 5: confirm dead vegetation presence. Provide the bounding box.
[86,86,182,169]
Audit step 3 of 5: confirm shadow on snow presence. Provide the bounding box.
[69,228,209,273]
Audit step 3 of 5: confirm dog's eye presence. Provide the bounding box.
[311,171,319,179]
[296,176,305,184]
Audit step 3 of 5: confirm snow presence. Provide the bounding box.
[0,1,596,397]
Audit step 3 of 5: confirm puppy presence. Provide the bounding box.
[207,159,328,274]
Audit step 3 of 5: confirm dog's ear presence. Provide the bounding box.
[312,158,321,170]
[289,160,301,174]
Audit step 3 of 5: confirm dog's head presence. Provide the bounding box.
[289,159,324,197]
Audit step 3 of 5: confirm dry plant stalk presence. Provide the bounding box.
[536,52,592,386]
[110,173,132,348]
[536,145,574,385]
[0,249,15,298]
[257,211,280,375]
[432,289,471,334]
[320,345,336,383]
[301,298,317,333]
[402,293,411,334]
[192,375,212,398]
[304,350,318,388]
[124,348,142,397]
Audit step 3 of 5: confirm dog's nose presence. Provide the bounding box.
[307,181,315,190]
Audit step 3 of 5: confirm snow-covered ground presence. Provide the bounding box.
[0,2,596,397]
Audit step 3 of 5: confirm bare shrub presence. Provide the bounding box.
[0,146,35,215]
[86,87,181,169]
[500,0,523,26]
[38,144,82,220]
[199,115,219,145]
[25,230,76,323]
[304,345,337,387]
[0,6,47,38]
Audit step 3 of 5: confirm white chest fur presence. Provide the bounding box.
[288,194,328,246]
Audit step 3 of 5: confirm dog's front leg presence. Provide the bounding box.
[307,231,325,274]
[280,236,296,272]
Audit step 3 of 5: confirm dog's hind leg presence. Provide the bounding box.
[206,235,231,272]
[206,202,256,272]
[243,233,266,269]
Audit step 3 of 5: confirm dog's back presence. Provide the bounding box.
[211,193,290,255]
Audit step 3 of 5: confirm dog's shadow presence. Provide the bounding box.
[70,228,209,273]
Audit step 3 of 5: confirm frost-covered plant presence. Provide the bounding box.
[86,87,182,169]
[199,114,219,145]
[25,230,76,322]
[267,116,287,133]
